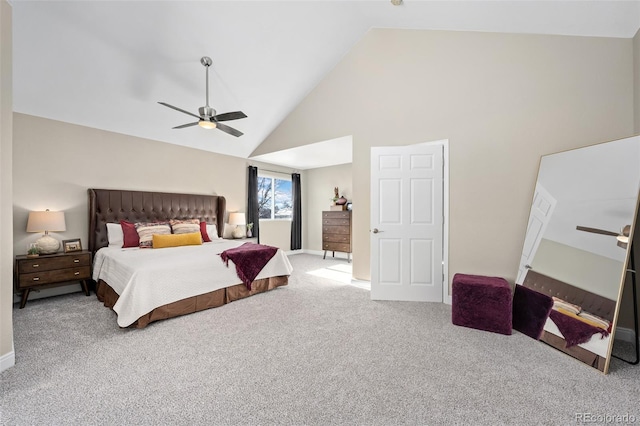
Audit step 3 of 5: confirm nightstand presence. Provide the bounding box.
[15,251,92,309]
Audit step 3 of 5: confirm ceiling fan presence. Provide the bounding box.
[158,56,247,137]
[576,225,631,249]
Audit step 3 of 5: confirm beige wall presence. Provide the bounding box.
[11,114,293,300]
[531,239,623,301]
[304,163,352,254]
[0,0,14,370]
[255,29,635,287]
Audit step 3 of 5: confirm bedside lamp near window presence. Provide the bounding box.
[228,212,246,239]
[26,209,66,254]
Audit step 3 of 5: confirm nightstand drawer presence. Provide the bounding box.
[17,253,91,273]
[18,266,91,289]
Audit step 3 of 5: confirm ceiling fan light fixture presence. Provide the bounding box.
[198,120,217,130]
[616,235,629,244]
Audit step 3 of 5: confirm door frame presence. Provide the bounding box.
[440,139,450,304]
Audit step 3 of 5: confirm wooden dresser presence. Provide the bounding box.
[322,210,352,262]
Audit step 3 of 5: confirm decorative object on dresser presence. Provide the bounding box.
[228,212,247,239]
[330,187,349,211]
[62,238,82,253]
[27,243,39,258]
[15,251,92,308]
[26,209,66,254]
[322,210,352,263]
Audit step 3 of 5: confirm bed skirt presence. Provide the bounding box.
[540,330,606,372]
[96,276,288,328]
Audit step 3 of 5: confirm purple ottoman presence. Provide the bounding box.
[512,284,553,340]
[452,273,512,335]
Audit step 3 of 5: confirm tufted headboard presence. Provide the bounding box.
[88,189,226,253]
[522,270,618,322]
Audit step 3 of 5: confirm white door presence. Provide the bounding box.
[370,142,444,302]
[516,182,557,284]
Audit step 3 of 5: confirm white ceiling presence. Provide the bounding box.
[11,1,640,169]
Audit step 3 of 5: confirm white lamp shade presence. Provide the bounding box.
[228,212,246,226]
[26,210,66,233]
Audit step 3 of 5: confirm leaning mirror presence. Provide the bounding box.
[517,135,640,373]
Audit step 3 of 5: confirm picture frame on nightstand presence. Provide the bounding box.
[62,238,82,253]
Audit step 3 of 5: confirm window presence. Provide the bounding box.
[258,175,292,220]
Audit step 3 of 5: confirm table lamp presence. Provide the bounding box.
[228,212,246,239]
[26,209,66,254]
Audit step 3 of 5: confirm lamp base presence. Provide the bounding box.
[36,234,60,254]
[232,226,245,239]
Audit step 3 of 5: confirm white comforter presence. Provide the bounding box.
[92,240,293,327]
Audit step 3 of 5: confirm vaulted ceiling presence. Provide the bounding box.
[11,1,640,168]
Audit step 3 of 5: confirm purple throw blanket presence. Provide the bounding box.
[220,243,278,290]
[549,310,609,348]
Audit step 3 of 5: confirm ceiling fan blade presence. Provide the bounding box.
[216,122,243,137]
[576,226,619,237]
[158,102,202,120]
[214,111,247,122]
[172,122,199,129]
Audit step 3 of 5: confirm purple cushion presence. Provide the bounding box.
[452,273,512,335]
[512,284,553,340]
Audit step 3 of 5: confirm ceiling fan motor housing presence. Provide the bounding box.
[199,106,216,119]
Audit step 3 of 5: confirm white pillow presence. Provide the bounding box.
[206,224,220,240]
[106,223,124,247]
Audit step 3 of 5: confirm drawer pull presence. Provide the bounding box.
[32,277,39,281]
[74,271,80,276]
[32,264,39,268]
[73,259,80,263]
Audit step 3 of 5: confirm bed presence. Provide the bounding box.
[523,270,616,371]
[88,188,292,328]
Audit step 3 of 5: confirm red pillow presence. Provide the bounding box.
[120,220,140,248]
[200,221,211,243]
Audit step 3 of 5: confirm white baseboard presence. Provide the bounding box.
[0,348,15,373]
[614,326,638,344]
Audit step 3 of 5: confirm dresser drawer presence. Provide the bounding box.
[323,218,350,226]
[322,211,350,220]
[323,242,351,252]
[323,225,350,235]
[323,234,351,243]
[17,253,91,274]
[18,266,91,289]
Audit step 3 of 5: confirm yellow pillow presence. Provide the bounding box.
[152,232,202,249]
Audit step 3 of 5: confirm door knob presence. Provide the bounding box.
[372,228,379,234]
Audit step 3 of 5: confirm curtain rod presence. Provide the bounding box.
[250,165,299,175]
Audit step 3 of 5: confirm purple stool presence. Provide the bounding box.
[452,273,512,335]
